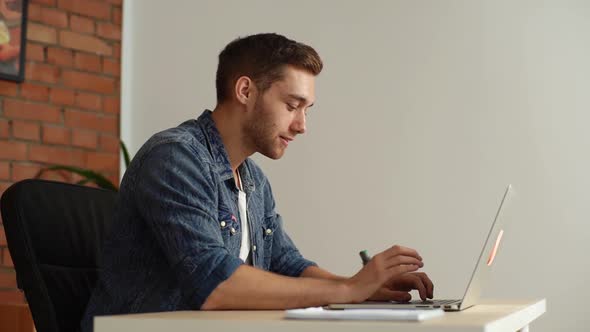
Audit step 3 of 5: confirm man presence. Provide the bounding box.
[81,33,433,331]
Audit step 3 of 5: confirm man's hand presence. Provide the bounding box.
[202,245,433,310]
[344,245,424,303]
[367,272,434,302]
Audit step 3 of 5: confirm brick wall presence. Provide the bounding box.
[0,0,122,305]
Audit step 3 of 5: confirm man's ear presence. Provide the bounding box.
[234,76,255,106]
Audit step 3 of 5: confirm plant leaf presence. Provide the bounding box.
[76,179,91,186]
[120,140,131,168]
[36,165,118,191]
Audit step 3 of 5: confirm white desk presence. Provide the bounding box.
[94,299,546,332]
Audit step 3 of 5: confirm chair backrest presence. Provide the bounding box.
[0,179,117,332]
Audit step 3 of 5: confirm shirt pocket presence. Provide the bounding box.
[261,216,278,270]
[217,210,239,251]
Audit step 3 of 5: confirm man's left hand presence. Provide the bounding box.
[367,272,434,302]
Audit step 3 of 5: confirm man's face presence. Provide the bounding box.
[244,66,315,159]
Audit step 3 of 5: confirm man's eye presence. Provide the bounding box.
[286,104,297,111]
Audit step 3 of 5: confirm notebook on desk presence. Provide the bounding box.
[285,307,444,321]
[327,185,514,312]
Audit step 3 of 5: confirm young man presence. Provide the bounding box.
[81,33,433,331]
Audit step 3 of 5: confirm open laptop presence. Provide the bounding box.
[327,184,514,312]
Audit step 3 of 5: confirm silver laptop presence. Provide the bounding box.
[328,184,513,312]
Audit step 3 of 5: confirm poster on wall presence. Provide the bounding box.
[0,0,27,82]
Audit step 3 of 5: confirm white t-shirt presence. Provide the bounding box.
[237,172,251,264]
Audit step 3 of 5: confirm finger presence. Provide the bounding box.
[410,272,434,299]
[415,272,435,299]
[397,273,428,301]
[384,245,422,261]
[380,289,412,303]
[412,275,428,301]
[392,284,413,292]
[384,255,424,269]
[387,264,420,279]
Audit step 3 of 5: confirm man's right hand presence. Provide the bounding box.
[202,245,424,310]
[344,245,424,303]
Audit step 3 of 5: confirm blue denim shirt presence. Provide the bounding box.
[80,110,316,332]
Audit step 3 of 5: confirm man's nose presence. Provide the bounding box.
[291,110,306,134]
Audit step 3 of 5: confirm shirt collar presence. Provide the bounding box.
[197,110,256,193]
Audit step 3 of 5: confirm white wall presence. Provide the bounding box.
[122,1,590,330]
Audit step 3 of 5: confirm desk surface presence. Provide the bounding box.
[94,299,546,332]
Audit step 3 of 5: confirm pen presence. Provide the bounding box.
[359,250,371,265]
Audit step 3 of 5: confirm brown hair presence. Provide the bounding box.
[215,33,323,103]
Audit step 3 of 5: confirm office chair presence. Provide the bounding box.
[1,179,117,332]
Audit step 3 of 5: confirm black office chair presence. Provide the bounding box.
[0,179,117,332]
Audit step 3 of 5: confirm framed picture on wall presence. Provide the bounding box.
[0,0,28,82]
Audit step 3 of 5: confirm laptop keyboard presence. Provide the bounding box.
[413,299,459,305]
[393,299,459,305]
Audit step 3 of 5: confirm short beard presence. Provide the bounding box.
[244,96,284,160]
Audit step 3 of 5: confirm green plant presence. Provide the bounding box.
[36,141,131,191]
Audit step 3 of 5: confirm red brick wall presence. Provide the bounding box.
[0,0,122,305]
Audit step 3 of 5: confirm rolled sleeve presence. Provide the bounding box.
[182,251,243,307]
[134,141,243,308]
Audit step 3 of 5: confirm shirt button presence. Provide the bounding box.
[230,227,236,235]
[220,221,226,228]
[252,245,257,252]
[265,228,272,235]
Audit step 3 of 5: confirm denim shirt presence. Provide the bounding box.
[80,110,316,332]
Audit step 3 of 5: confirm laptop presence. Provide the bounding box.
[327,184,514,312]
